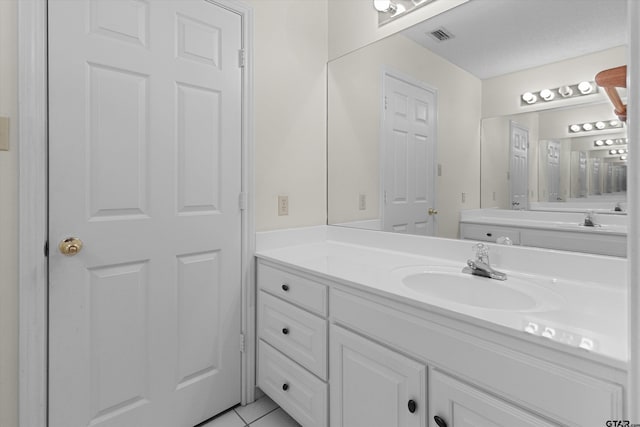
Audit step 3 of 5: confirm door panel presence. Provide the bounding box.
[330,325,426,427]
[509,122,529,210]
[382,73,436,235]
[48,1,243,426]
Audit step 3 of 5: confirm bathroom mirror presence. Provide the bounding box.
[481,101,628,214]
[327,0,627,242]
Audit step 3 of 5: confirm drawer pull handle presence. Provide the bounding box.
[407,399,417,413]
[282,383,289,391]
[281,283,289,291]
[434,415,447,427]
[282,328,289,335]
[486,232,492,237]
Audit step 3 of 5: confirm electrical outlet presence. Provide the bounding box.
[278,195,289,216]
[358,194,366,211]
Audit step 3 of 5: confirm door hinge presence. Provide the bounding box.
[384,96,388,110]
[383,190,388,204]
[238,49,246,68]
[44,240,49,257]
[239,192,248,211]
[240,334,245,353]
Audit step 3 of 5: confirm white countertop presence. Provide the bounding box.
[256,226,628,367]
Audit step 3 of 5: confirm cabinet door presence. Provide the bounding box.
[429,369,559,427]
[330,325,426,427]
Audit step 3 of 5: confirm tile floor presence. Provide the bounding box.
[201,395,300,427]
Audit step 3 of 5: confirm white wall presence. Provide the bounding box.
[327,0,468,60]
[247,0,328,231]
[328,34,481,239]
[0,1,18,426]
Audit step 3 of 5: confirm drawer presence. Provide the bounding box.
[460,223,521,244]
[258,262,328,316]
[258,340,328,427]
[258,291,327,379]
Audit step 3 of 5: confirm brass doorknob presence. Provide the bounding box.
[428,208,439,215]
[59,237,83,256]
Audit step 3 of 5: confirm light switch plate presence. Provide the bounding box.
[0,117,9,151]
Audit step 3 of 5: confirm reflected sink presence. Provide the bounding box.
[392,266,563,311]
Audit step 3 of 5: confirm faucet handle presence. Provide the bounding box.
[472,242,489,257]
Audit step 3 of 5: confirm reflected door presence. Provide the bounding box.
[381,72,436,235]
[48,1,242,426]
[509,122,529,210]
[546,140,560,201]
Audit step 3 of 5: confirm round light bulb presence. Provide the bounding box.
[373,0,396,12]
[605,139,614,145]
[595,140,604,146]
[578,81,593,94]
[522,92,537,104]
[609,149,617,155]
[558,86,573,97]
[570,124,581,132]
[582,123,593,131]
[621,155,628,160]
[609,120,620,127]
[595,121,606,129]
[540,89,554,101]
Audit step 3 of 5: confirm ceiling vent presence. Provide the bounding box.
[428,27,454,42]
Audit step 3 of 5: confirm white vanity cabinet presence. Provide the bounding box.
[256,263,329,427]
[429,369,558,427]
[256,259,625,427]
[459,222,626,257]
[330,325,426,427]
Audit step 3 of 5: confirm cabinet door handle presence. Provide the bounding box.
[281,283,289,291]
[282,383,289,391]
[407,399,417,413]
[434,415,447,427]
[282,328,289,335]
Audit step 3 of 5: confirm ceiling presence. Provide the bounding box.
[401,0,628,80]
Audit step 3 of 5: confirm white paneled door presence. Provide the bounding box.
[382,72,436,235]
[509,121,529,210]
[48,1,243,426]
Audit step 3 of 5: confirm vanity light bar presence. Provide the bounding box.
[594,137,628,147]
[570,119,624,134]
[609,149,627,155]
[521,81,598,106]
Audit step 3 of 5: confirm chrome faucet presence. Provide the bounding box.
[462,243,507,281]
[582,210,596,227]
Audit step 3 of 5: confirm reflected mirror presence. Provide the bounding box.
[327,0,628,253]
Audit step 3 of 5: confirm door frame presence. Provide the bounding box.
[379,67,438,235]
[18,1,256,425]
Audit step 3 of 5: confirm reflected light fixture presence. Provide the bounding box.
[569,119,624,134]
[594,138,627,147]
[540,89,554,101]
[522,92,537,104]
[521,81,598,106]
[374,0,397,12]
[621,155,628,160]
[578,81,594,94]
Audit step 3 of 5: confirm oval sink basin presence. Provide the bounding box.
[392,266,562,311]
